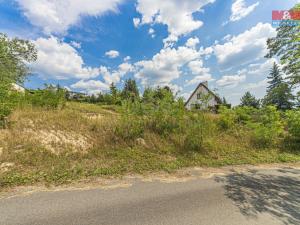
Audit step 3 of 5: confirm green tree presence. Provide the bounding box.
[97,92,105,103]
[0,33,37,84]
[240,92,260,108]
[263,83,294,110]
[220,97,231,108]
[296,92,300,108]
[264,62,294,110]
[153,86,174,102]
[0,33,37,125]
[142,87,155,103]
[122,79,139,101]
[141,86,175,107]
[266,4,300,86]
[222,97,228,105]
[89,94,97,104]
[110,83,118,96]
[109,83,121,105]
[267,63,283,91]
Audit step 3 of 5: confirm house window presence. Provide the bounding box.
[197,93,202,99]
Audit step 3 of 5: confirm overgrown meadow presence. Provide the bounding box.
[0,87,299,190]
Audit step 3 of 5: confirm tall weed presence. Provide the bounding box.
[248,106,284,147]
[286,110,300,141]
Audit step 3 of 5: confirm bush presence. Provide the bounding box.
[0,83,23,127]
[182,113,212,152]
[114,114,145,141]
[250,123,277,147]
[235,106,258,124]
[248,106,284,147]
[122,97,185,136]
[286,110,300,140]
[218,106,237,130]
[26,85,66,109]
[218,105,285,148]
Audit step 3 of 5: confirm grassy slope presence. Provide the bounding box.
[0,102,299,189]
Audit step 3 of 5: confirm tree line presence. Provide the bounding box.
[67,80,177,106]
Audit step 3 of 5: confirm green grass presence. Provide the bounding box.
[0,102,299,190]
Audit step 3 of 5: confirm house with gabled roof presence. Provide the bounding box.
[184,81,222,110]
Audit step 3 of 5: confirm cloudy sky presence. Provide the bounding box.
[0,0,298,105]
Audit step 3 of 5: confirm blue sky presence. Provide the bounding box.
[0,0,298,105]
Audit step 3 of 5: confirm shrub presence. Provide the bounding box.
[248,106,284,147]
[0,83,23,127]
[235,106,258,124]
[0,84,12,127]
[149,101,185,136]
[122,97,185,136]
[115,114,145,141]
[250,123,277,147]
[286,110,300,140]
[218,106,237,130]
[182,113,211,152]
[26,85,66,109]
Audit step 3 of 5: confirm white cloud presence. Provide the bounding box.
[118,62,134,75]
[214,23,276,69]
[185,37,200,49]
[31,37,132,86]
[186,74,213,86]
[230,0,259,22]
[180,91,193,101]
[222,34,232,41]
[188,60,211,77]
[105,50,120,58]
[124,56,131,62]
[70,62,133,94]
[199,46,214,60]
[186,60,212,85]
[70,41,81,49]
[32,36,100,80]
[216,58,277,105]
[101,63,134,85]
[167,84,183,94]
[16,0,124,34]
[71,79,109,94]
[135,0,215,45]
[133,17,141,28]
[247,58,277,76]
[188,60,206,74]
[244,78,268,90]
[216,74,246,87]
[148,28,155,38]
[135,45,201,87]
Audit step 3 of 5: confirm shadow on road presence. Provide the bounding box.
[215,168,300,225]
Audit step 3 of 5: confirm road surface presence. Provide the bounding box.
[0,167,299,225]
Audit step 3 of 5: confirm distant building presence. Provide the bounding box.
[67,91,89,101]
[11,83,25,93]
[185,81,222,110]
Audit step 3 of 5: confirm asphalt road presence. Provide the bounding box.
[0,167,299,225]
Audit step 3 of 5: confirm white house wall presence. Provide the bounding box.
[12,83,25,93]
[185,85,218,110]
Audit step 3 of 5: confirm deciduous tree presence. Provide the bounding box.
[266,4,300,86]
